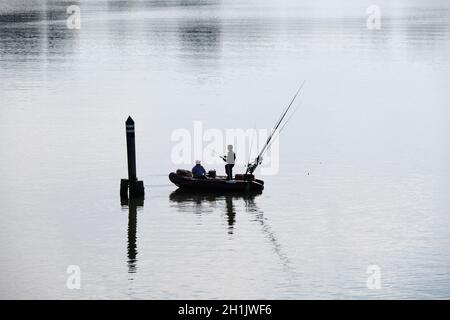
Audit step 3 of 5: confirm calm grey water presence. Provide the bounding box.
[1,0,449,299]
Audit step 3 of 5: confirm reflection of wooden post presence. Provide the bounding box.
[120,116,144,199]
[225,196,235,235]
[121,197,143,275]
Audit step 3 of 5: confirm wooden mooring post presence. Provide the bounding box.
[120,116,145,199]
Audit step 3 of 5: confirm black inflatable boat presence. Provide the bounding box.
[169,170,264,193]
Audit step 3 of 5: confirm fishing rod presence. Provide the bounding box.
[246,122,256,169]
[260,97,303,159]
[255,81,305,160]
[246,81,306,175]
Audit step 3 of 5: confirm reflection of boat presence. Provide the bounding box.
[169,189,262,202]
[169,190,261,234]
[169,171,264,193]
[169,190,293,271]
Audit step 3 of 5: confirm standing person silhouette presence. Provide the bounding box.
[222,145,236,180]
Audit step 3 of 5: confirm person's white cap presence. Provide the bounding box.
[195,160,201,165]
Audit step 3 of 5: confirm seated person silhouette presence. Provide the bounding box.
[192,160,207,179]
